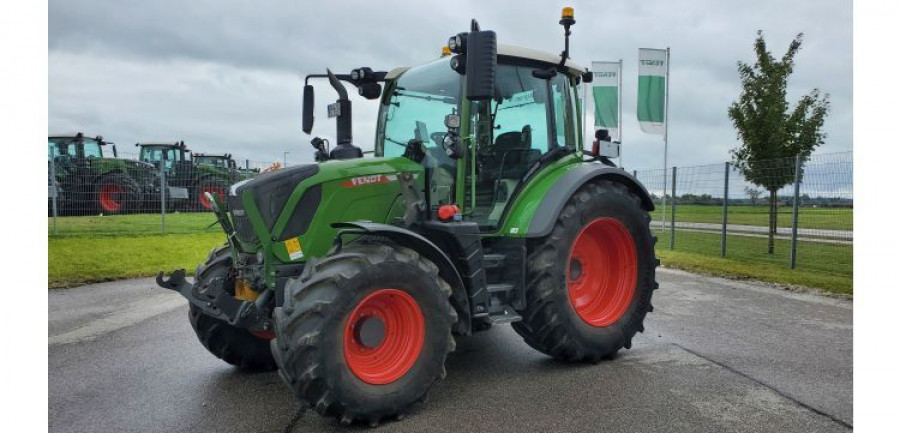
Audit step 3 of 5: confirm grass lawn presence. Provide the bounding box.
[48,226,852,296]
[48,212,219,236]
[48,233,225,288]
[650,204,852,231]
[655,229,852,295]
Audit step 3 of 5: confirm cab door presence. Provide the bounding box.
[465,62,578,231]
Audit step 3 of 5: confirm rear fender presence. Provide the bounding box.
[527,164,654,238]
[332,221,472,335]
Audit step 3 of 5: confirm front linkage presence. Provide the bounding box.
[157,192,274,333]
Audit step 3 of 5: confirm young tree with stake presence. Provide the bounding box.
[728,31,830,254]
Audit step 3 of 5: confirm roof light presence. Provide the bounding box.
[441,45,451,57]
[561,7,574,19]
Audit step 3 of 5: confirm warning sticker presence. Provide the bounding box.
[284,237,304,260]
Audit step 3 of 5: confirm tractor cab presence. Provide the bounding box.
[137,141,190,172]
[374,46,587,230]
[193,153,238,170]
[49,132,115,163]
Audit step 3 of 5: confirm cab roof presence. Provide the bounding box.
[385,44,588,80]
[138,142,183,147]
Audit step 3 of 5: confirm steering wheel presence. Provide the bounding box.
[429,132,446,148]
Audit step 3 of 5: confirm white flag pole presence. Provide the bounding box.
[618,58,623,167]
[661,47,671,234]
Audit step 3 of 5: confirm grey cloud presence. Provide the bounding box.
[49,0,852,170]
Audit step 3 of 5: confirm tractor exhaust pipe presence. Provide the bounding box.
[326,69,362,160]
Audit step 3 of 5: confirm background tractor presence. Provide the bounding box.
[48,132,157,215]
[159,9,658,426]
[190,152,248,210]
[136,141,193,210]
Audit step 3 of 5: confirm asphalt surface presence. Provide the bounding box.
[49,269,852,432]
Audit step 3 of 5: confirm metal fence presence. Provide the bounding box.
[634,151,852,276]
[48,147,853,277]
[47,150,281,235]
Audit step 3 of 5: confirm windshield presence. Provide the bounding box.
[376,58,461,158]
[194,156,229,167]
[141,146,182,169]
[48,137,102,159]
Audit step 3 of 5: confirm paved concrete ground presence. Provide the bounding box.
[49,268,852,432]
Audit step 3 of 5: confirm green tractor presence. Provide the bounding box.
[48,132,157,215]
[136,141,193,210]
[190,152,248,210]
[158,11,657,425]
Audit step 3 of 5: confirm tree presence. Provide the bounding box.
[744,186,762,205]
[728,31,830,254]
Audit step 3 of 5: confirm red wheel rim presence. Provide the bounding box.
[343,289,425,385]
[99,184,124,212]
[199,186,225,210]
[566,218,637,327]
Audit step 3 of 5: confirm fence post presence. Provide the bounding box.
[670,166,677,250]
[789,155,802,269]
[721,162,729,257]
[633,169,637,178]
[160,160,167,234]
[245,159,250,180]
[50,148,59,235]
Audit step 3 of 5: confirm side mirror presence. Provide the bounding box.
[465,30,497,101]
[302,84,315,134]
[357,82,382,100]
[112,144,118,157]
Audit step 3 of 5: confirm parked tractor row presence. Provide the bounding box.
[48,133,257,216]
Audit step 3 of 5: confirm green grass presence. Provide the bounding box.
[48,212,219,236]
[47,212,852,295]
[654,229,852,295]
[48,233,224,288]
[650,205,852,231]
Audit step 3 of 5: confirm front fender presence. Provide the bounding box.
[332,221,472,335]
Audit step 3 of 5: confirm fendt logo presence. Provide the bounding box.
[341,174,393,188]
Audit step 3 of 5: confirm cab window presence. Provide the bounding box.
[467,64,576,227]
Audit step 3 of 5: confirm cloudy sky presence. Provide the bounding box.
[48,0,852,170]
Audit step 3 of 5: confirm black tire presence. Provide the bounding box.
[511,180,658,362]
[95,173,140,215]
[188,246,277,371]
[272,242,456,426]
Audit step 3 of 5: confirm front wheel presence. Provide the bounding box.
[512,180,658,362]
[188,246,277,371]
[272,243,456,426]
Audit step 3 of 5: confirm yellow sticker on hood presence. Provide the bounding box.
[284,237,304,260]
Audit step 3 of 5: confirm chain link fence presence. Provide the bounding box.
[48,148,282,236]
[634,151,852,277]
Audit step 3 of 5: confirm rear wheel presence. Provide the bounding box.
[95,174,138,214]
[188,246,277,371]
[512,180,658,362]
[272,242,455,425]
[197,178,227,211]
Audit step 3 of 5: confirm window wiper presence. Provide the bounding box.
[385,137,407,147]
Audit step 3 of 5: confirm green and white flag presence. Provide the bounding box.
[591,61,621,141]
[637,48,668,135]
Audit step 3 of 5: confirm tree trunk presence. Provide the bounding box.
[768,188,777,254]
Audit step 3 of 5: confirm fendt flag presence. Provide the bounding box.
[591,61,622,141]
[637,48,668,135]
